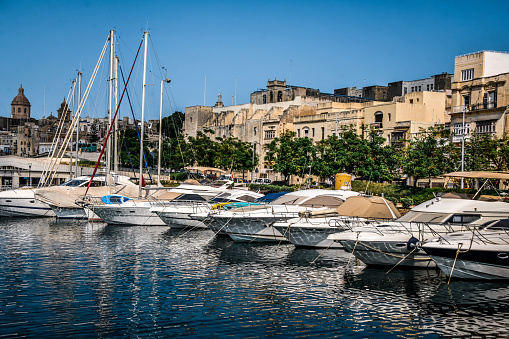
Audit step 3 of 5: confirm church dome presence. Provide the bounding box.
[11,85,31,106]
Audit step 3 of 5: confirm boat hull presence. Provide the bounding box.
[93,206,166,226]
[340,239,435,268]
[219,216,288,242]
[273,224,344,248]
[423,245,509,279]
[0,197,55,217]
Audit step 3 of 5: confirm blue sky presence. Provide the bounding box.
[1,0,509,120]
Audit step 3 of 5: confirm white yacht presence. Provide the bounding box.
[35,174,138,220]
[210,189,361,242]
[150,188,263,229]
[328,193,509,268]
[92,180,260,226]
[421,219,509,280]
[272,195,400,248]
[0,187,55,217]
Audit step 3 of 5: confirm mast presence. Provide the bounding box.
[75,71,82,177]
[159,77,171,186]
[70,79,76,179]
[139,31,149,198]
[107,29,115,183]
[114,56,119,173]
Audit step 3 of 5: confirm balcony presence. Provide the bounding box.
[452,134,471,143]
[452,105,468,113]
[394,121,411,129]
[370,122,383,129]
[452,102,502,114]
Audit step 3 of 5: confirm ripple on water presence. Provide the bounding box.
[1,218,509,338]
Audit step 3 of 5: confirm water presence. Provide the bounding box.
[1,218,509,338]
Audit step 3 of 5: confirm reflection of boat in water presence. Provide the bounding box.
[342,267,509,338]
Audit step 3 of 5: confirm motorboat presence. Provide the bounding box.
[35,174,138,220]
[209,189,361,243]
[0,187,55,217]
[150,187,263,229]
[92,180,260,226]
[328,193,509,268]
[272,195,400,248]
[190,191,290,235]
[421,219,509,280]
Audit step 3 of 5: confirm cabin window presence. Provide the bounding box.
[445,214,480,224]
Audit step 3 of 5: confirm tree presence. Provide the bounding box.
[213,137,258,174]
[400,126,459,187]
[265,131,316,182]
[161,111,185,139]
[88,120,99,143]
[186,130,217,167]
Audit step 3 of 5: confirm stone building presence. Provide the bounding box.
[450,51,509,142]
[11,85,31,119]
[387,73,453,99]
[57,98,72,121]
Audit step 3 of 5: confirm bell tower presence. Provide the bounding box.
[11,85,31,119]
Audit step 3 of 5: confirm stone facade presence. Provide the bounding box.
[450,51,509,142]
[11,85,31,120]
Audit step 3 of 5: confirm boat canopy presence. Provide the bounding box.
[335,196,401,219]
[442,171,509,180]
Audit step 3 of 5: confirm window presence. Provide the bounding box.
[427,84,430,91]
[277,91,283,102]
[483,91,497,109]
[411,87,414,92]
[461,68,474,81]
[264,130,275,140]
[430,84,434,90]
[312,128,315,137]
[453,123,471,136]
[321,127,325,140]
[410,99,413,104]
[445,214,480,225]
[24,108,27,113]
[418,86,421,91]
[463,95,470,107]
[297,129,300,137]
[18,108,21,113]
[303,128,309,138]
[404,87,407,94]
[270,92,274,103]
[263,94,267,104]
[476,120,496,134]
[254,127,257,136]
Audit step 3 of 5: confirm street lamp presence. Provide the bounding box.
[28,163,32,187]
[251,127,257,183]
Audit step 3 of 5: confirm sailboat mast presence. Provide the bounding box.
[159,77,171,185]
[114,56,119,173]
[75,71,81,177]
[107,29,115,183]
[70,79,76,179]
[139,31,149,198]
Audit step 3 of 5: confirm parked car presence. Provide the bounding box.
[253,178,272,184]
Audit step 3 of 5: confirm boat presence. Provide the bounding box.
[328,192,509,267]
[421,219,509,280]
[150,184,263,229]
[34,174,138,220]
[210,189,361,243]
[0,187,55,217]
[272,195,400,248]
[190,191,291,236]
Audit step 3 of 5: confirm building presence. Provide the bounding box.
[450,51,509,142]
[388,73,452,99]
[364,91,447,148]
[11,85,31,119]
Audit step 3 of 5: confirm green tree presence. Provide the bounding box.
[400,126,459,187]
[161,111,185,139]
[265,131,316,182]
[186,130,217,167]
[213,137,258,174]
[88,120,99,143]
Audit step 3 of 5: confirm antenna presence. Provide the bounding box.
[235,78,237,105]
[204,74,206,106]
[290,59,292,87]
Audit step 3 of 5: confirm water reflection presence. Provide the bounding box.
[1,218,509,338]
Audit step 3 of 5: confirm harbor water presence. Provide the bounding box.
[1,218,508,338]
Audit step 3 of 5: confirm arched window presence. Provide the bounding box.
[374,111,383,128]
[263,94,267,104]
[18,108,21,113]
[270,92,274,103]
[277,91,283,102]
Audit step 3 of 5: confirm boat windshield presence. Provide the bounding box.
[398,211,450,223]
[62,179,89,187]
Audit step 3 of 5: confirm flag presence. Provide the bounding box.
[141,175,146,187]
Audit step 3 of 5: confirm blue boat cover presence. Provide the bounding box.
[101,195,132,205]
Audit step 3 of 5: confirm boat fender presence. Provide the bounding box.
[407,236,419,250]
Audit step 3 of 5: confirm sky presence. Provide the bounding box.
[1,0,509,121]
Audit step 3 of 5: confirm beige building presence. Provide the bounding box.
[450,51,509,142]
[11,85,31,120]
[364,91,447,147]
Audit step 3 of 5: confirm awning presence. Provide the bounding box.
[442,171,509,180]
[185,167,227,174]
